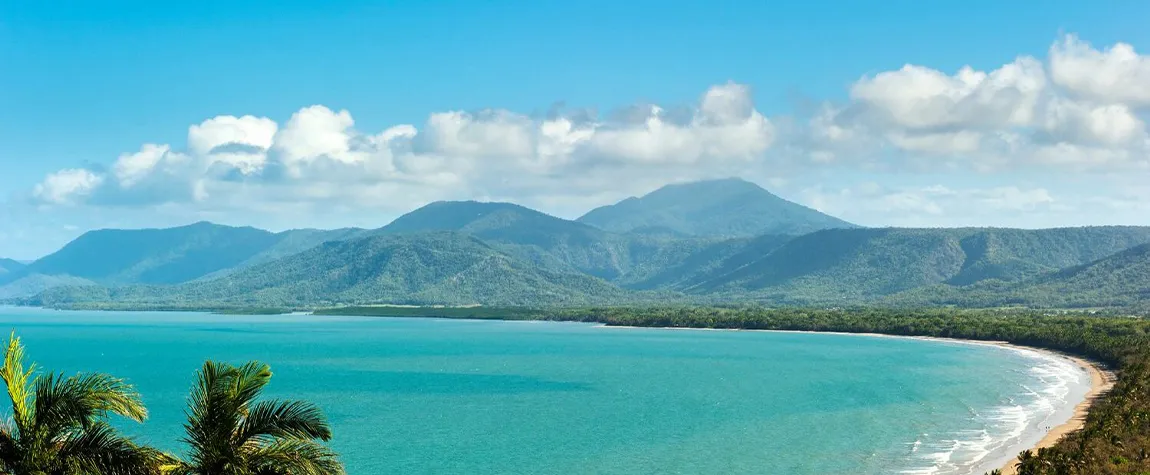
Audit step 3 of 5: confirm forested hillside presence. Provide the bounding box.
[6,179,1150,310]
[27,232,631,308]
[578,178,856,237]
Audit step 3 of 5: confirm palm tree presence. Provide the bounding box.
[163,361,344,475]
[0,332,163,474]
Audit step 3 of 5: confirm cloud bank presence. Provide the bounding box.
[24,34,1150,227]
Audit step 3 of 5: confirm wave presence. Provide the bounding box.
[897,346,1085,475]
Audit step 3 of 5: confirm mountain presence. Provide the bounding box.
[688,226,1150,304]
[617,234,795,290]
[4,221,282,286]
[899,242,1150,309]
[376,200,722,282]
[30,232,630,307]
[0,223,368,297]
[0,258,24,276]
[195,227,369,280]
[577,178,857,237]
[1015,243,1150,307]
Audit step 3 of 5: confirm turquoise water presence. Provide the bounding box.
[0,308,1087,475]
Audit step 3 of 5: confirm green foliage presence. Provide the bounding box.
[577,178,858,237]
[0,332,164,474]
[163,361,344,475]
[690,226,1150,305]
[28,232,642,308]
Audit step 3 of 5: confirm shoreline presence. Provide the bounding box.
[994,352,1113,475]
[595,324,1113,475]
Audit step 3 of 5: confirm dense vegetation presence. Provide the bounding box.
[5,179,1150,310]
[0,333,344,475]
[25,232,640,308]
[321,305,1150,474]
[161,361,344,474]
[577,177,857,237]
[0,333,164,474]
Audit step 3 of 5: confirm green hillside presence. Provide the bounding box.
[12,221,281,284]
[894,242,1150,309]
[195,227,368,280]
[690,226,1150,304]
[376,200,723,283]
[29,232,631,307]
[578,178,857,237]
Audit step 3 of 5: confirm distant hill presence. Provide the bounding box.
[688,226,1150,304]
[0,258,24,276]
[30,232,630,307]
[578,178,857,237]
[0,223,368,297]
[376,200,720,282]
[195,227,368,280]
[894,242,1150,309]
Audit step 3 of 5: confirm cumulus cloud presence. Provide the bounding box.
[850,58,1046,131]
[32,169,104,205]
[29,83,775,215]
[1050,35,1150,107]
[23,34,1150,226]
[804,34,1150,168]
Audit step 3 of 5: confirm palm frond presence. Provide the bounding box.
[58,421,165,475]
[229,361,272,411]
[183,360,240,469]
[247,439,345,475]
[34,371,149,434]
[1,332,37,433]
[236,400,332,445]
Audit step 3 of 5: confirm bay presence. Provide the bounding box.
[0,307,1087,474]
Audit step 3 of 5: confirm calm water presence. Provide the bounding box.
[0,307,1088,475]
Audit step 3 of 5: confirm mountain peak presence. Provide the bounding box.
[577,178,856,237]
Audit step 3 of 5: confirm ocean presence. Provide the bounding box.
[0,307,1089,474]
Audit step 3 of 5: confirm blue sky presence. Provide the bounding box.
[2,1,1150,259]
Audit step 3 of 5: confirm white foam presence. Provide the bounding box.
[897,346,1087,475]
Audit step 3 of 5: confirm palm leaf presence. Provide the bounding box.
[247,439,345,475]
[236,400,332,445]
[58,421,165,475]
[1,332,36,435]
[33,371,148,435]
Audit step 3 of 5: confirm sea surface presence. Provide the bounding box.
[0,307,1090,475]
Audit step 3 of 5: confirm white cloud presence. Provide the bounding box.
[1050,34,1150,107]
[28,82,776,214]
[272,106,359,172]
[113,144,175,187]
[188,115,278,174]
[19,34,1150,231]
[849,58,1046,131]
[32,169,104,205]
[1042,97,1145,146]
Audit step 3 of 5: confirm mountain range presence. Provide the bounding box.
[4,178,1150,310]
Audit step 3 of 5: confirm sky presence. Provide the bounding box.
[2,1,1150,259]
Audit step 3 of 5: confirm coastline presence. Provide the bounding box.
[595,324,1112,475]
[994,353,1113,475]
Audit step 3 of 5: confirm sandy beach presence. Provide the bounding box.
[995,353,1114,475]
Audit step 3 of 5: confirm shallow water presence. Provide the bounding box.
[0,307,1088,474]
